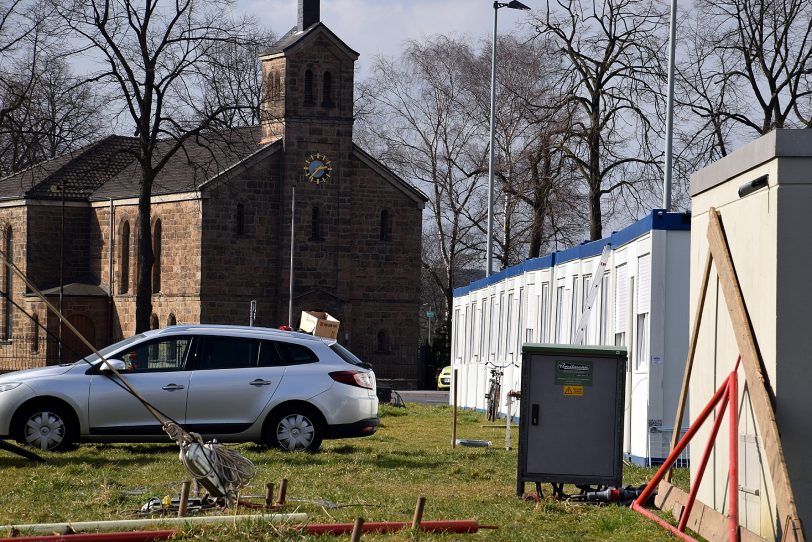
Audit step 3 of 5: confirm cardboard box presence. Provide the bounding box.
[299,311,340,339]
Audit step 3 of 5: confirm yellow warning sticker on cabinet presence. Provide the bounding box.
[563,385,584,397]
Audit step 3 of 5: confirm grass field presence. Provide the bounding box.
[0,404,687,540]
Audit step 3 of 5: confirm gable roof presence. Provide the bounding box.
[0,136,139,201]
[93,127,271,199]
[352,144,428,206]
[259,22,359,61]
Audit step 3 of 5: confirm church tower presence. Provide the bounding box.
[259,0,359,145]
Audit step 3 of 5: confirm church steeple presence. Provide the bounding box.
[298,0,320,31]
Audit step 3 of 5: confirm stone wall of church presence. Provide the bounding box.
[92,198,204,339]
[27,203,91,289]
[199,152,284,327]
[0,205,29,340]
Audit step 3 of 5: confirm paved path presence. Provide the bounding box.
[396,390,449,404]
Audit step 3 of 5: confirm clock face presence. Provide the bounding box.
[303,153,333,184]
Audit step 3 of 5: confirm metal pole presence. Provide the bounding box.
[59,184,64,363]
[288,185,295,328]
[662,0,677,211]
[486,2,498,277]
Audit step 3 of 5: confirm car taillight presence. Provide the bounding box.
[329,370,374,390]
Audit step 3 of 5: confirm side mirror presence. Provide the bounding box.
[98,359,128,373]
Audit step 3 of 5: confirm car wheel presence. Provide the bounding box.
[267,407,323,452]
[13,404,75,452]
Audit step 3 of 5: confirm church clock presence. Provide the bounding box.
[303,153,333,184]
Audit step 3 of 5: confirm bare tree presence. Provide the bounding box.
[0,57,106,175]
[54,0,254,332]
[680,0,812,144]
[199,24,277,129]
[531,0,667,240]
[357,37,488,328]
[467,35,584,261]
[0,0,53,130]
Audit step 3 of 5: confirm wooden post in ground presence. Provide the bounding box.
[412,496,426,530]
[666,250,712,482]
[177,480,191,517]
[350,517,365,542]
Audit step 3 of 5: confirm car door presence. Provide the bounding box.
[87,335,194,436]
[184,336,284,435]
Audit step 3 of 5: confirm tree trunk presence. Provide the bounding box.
[134,168,154,333]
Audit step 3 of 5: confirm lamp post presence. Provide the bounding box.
[487,0,530,277]
[662,0,677,211]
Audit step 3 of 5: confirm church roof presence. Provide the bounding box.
[0,136,139,200]
[353,144,428,205]
[93,126,271,199]
[260,22,359,60]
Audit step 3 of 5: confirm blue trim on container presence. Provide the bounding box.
[453,209,690,297]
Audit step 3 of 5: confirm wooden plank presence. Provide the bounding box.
[706,208,805,541]
[666,250,713,482]
[655,481,769,542]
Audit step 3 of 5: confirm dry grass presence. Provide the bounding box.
[0,403,688,540]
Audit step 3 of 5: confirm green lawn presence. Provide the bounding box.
[0,404,686,540]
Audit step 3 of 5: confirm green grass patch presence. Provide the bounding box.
[0,404,687,540]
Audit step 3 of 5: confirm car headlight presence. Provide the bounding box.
[0,382,22,392]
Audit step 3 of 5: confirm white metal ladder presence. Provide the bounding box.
[572,244,611,345]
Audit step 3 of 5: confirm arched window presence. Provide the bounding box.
[380,209,391,241]
[152,219,161,294]
[377,330,389,353]
[275,72,282,99]
[322,71,333,107]
[311,206,321,240]
[150,314,159,330]
[236,203,245,235]
[3,226,11,340]
[266,71,276,101]
[119,221,130,294]
[304,70,314,105]
[167,313,176,327]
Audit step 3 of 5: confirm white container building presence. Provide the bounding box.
[450,210,691,465]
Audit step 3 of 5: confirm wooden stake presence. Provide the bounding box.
[177,480,191,517]
[264,483,274,510]
[350,517,365,542]
[411,496,426,530]
[707,208,804,540]
[277,478,288,506]
[666,250,712,482]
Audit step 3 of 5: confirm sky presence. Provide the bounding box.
[237,0,536,78]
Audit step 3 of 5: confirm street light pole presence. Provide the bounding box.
[662,0,677,211]
[486,1,530,277]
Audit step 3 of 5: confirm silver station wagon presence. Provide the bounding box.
[0,325,379,452]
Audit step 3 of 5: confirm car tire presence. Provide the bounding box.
[266,406,323,452]
[13,403,75,452]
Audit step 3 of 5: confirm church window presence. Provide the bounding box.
[150,314,159,330]
[152,219,162,294]
[377,330,390,352]
[119,221,130,294]
[322,71,333,108]
[275,71,282,99]
[380,209,392,241]
[3,226,11,340]
[304,70,314,105]
[311,205,321,241]
[167,313,176,327]
[236,203,245,235]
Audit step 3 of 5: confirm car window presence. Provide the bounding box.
[123,336,192,372]
[329,342,368,367]
[276,341,319,365]
[258,341,283,367]
[198,336,260,370]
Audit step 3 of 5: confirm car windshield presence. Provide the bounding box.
[329,343,369,368]
[74,334,148,366]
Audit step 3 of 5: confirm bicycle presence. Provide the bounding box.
[485,366,504,422]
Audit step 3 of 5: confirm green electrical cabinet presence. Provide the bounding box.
[516,344,627,496]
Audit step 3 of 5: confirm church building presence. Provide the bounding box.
[0,0,428,386]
